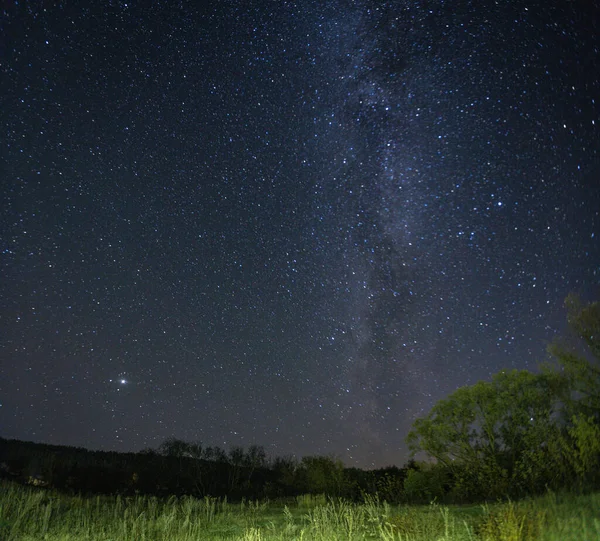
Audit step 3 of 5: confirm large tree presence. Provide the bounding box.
[406,369,564,499]
[406,295,600,500]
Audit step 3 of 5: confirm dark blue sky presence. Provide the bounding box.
[1,0,598,468]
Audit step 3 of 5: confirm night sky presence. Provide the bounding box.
[1,1,599,469]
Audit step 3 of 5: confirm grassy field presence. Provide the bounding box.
[0,480,599,540]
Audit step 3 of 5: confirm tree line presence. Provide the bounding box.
[1,295,598,503]
[0,437,408,501]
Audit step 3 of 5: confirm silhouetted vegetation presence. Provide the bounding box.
[0,436,415,503]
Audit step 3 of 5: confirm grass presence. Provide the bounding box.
[0,480,598,540]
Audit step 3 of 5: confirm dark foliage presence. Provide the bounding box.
[0,437,410,502]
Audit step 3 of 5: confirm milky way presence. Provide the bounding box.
[1,1,599,467]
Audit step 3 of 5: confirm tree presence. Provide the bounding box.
[227,446,246,494]
[547,295,600,487]
[566,414,600,483]
[298,455,346,496]
[243,445,267,488]
[270,455,299,497]
[406,295,600,501]
[548,294,600,418]
[406,369,564,499]
[158,437,191,458]
[403,462,450,503]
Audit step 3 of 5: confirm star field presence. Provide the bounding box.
[1,0,599,468]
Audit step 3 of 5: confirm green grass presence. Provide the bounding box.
[0,480,598,540]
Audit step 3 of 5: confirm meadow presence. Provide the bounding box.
[0,480,599,540]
